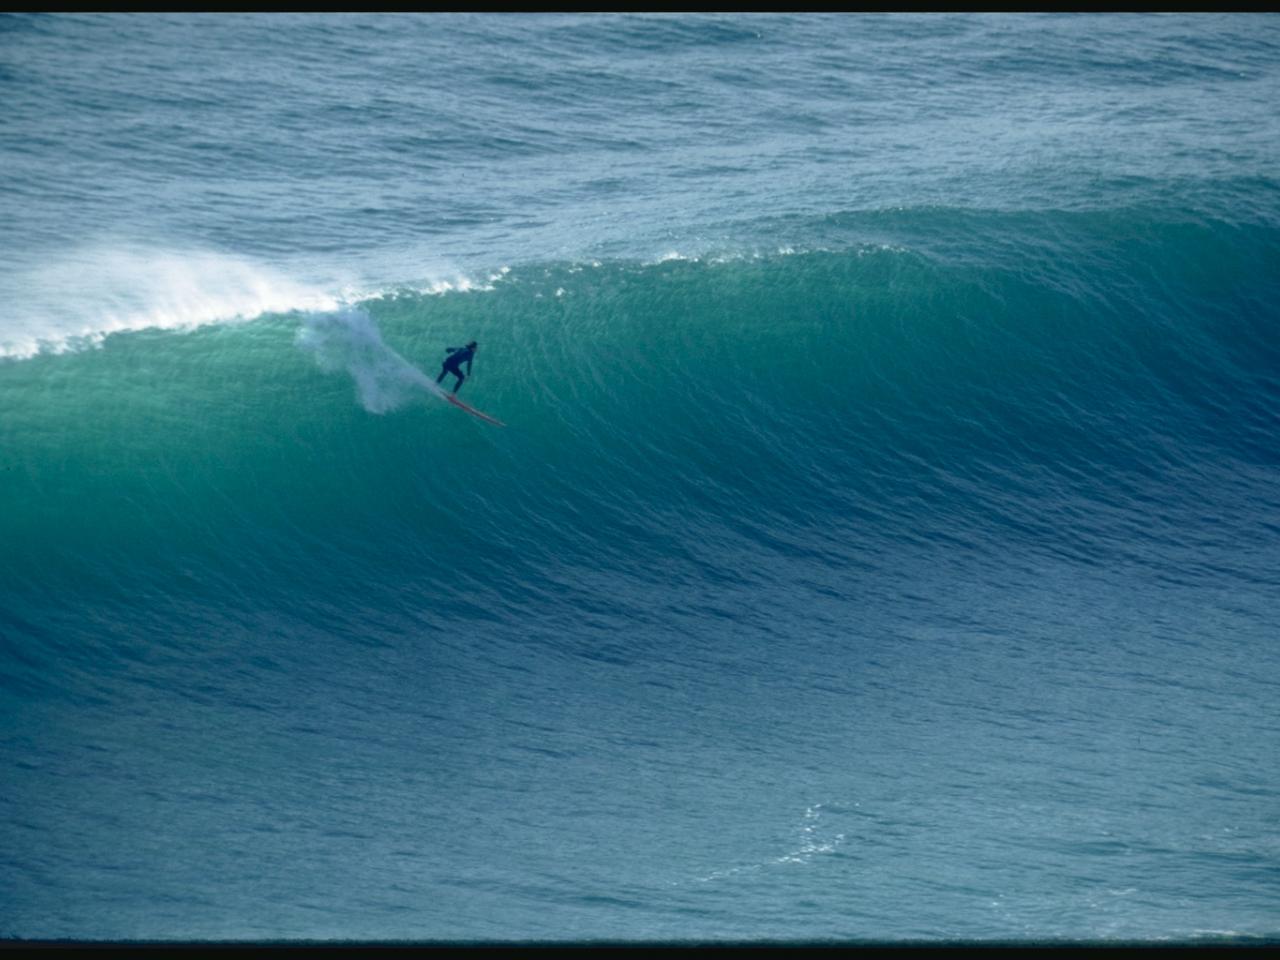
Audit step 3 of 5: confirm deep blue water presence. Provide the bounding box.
[2,12,1279,943]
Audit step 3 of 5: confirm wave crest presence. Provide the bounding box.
[1,246,343,359]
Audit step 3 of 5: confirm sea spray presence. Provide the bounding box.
[1,246,342,360]
[297,306,443,414]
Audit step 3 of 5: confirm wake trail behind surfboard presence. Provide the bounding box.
[298,307,503,424]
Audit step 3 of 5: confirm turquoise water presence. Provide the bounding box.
[2,12,1279,943]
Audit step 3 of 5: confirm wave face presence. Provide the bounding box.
[3,12,1280,945]
[6,209,1278,615]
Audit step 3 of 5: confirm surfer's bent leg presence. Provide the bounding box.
[439,361,464,391]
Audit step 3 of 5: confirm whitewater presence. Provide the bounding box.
[2,12,1278,944]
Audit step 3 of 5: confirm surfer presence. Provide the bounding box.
[436,340,477,394]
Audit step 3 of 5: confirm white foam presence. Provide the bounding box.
[397,265,511,298]
[680,802,851,886]
[0,245,507,361]
[0,245,344,359]
[650,250,698,265]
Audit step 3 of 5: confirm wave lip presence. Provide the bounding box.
[0,246,344,359]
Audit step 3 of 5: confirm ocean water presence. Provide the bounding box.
[1,12,1279,943]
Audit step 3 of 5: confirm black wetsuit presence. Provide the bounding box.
[437,345,475,393]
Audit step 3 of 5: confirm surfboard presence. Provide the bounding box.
[445,393,505,427]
